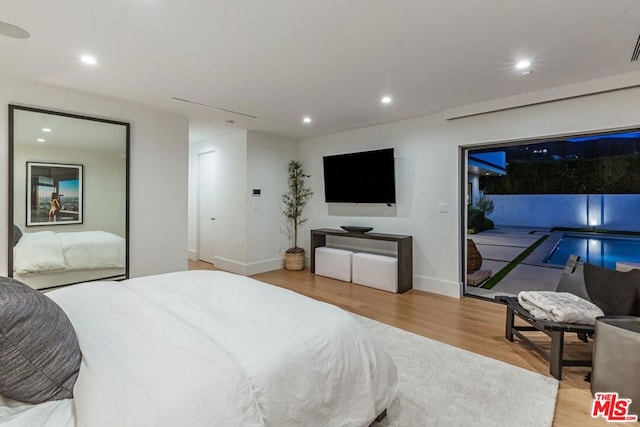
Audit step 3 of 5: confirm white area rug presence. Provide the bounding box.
[357,315,558,427]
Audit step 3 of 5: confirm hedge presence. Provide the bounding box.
[481,154,640,194]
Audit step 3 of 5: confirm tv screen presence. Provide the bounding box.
[323,148,396,204]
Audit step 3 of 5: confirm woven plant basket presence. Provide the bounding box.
[285,250,305,271]
[467,238,483,274]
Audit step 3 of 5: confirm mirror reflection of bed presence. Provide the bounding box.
[9,106,129,290]
[12,227,126,289]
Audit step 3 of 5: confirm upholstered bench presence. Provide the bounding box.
[352,252,398,293]
[315,247,354,282]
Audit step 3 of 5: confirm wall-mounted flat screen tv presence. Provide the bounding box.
[323,148,396,204]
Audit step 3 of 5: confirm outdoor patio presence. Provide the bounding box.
[466,226,565,299]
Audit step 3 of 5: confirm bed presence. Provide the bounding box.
[12,230,126,289]
[0,270,398,426]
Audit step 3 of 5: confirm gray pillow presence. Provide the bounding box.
[584,263,640,316]
[0,277,81,403]
[12,225,22,247]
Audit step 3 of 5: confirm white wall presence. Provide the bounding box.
[246,131,299,274]
[490,194,640,231]
[300,85,640,297]
[188,131,248,272]
[187,130,298,275]
[1,81,189,278]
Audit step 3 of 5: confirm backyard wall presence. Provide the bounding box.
[489,194,640,231]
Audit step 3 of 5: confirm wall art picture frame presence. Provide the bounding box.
[26,162,83,226]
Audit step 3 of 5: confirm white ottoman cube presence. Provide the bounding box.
[352,252,398,293]
[315,247,354,282]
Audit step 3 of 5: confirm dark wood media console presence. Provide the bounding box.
[310,228,413,293]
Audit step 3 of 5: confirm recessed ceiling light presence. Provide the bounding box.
[521,70,532,76]
[42,127,51,132]
[381,96,392,104]
[37,138,45,142]
[302,116,312,124]
[80,54,97,65]
[515,60,531,70]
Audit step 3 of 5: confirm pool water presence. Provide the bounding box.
[544,233,640,269]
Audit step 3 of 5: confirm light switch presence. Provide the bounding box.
[438,202,448,213]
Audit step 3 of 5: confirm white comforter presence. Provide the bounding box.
[13,231,125,275]
[518,291,604,324]
[3,271,397,427]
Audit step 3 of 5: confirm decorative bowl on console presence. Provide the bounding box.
[340,226,374,234]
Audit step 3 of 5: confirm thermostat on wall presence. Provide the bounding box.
[252,189,261,196]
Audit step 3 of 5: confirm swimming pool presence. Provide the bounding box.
[544,233,640,269]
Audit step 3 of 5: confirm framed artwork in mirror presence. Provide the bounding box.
[26,162,83,226]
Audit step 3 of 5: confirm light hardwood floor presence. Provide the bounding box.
[189,260,614,426]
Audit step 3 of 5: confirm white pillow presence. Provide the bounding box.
[13,231,66,274]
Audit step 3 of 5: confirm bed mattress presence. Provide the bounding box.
[0,270,398,427]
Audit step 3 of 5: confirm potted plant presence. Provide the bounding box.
[282,160,313,270]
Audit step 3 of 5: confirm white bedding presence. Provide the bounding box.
[0,399,74,427]
[2,271,397,427]
[13,230,125,275]
[13,231,66,274]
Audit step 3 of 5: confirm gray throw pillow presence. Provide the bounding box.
[0,277,81,403]
[12,225,22,247]
[584,263,640,316]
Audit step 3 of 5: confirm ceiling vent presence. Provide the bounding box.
[172,97,258,119]
[632,34,640,62]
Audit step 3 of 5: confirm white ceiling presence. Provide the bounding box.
[2,1,640,142]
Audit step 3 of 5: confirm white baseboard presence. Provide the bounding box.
[212,256,247,275]
[412,274,462,298]
[187,249,197,261]
[245,257,284,276]
[304,252,460,298]
[212,256,284,276]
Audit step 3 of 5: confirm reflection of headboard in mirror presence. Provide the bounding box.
[8,105,129,290]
